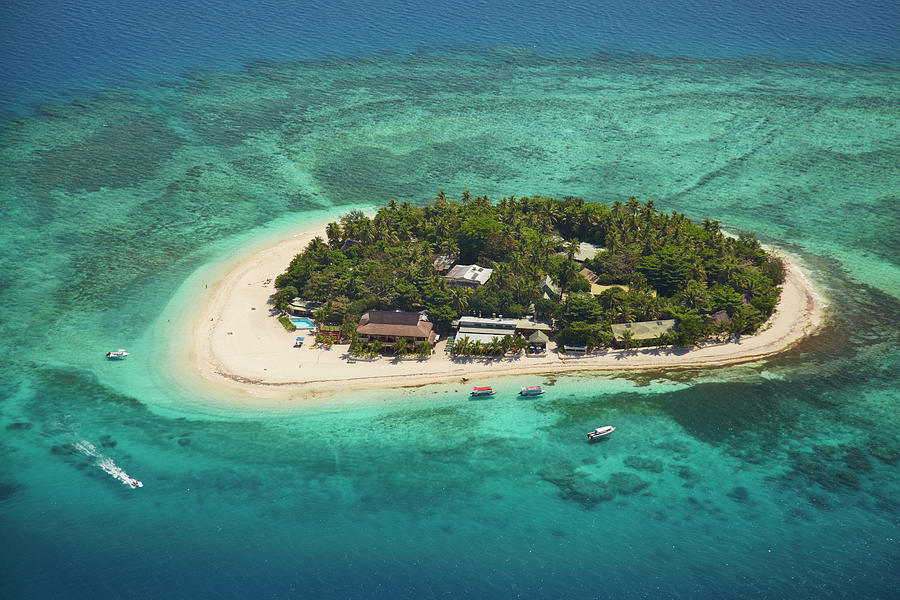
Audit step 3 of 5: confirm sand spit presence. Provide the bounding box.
[185,227,823,403]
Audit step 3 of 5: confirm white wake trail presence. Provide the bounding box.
[73,440,143,488]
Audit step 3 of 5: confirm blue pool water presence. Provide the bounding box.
[289,317,315,329]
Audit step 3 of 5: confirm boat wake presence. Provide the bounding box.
[73,440,143,488]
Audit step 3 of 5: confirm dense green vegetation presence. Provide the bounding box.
[274,193,785,348]
[277,315,297,332]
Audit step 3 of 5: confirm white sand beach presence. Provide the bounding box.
[187,227,824,402]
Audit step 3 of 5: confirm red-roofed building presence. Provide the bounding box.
[357,310,436,346]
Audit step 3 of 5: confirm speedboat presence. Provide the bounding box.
[105,349,129,360]
[471,386,495,397]
[587,426,616,440]
[519,385,545,396]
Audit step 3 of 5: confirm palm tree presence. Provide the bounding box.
[566,238,581,261]
[512,336,528,354]
[450,287,471,315]
[454,336,471,356]
[325,222,342,247]
[393,336,410,356]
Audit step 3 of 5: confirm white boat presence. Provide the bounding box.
[587,426,616,440]
[105,349,129,360]
[519,386,545,396]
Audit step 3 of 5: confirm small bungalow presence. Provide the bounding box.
[444,264,493,288]
[432,254,456,274]
[527,330,550,353]
[288,298,321,316]
[610,319,677,343]
[357,310,436,346]
[541,275,561,300]
[579,267,599,284]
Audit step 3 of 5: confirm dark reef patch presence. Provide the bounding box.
[608,472,649,495]
[5,422,33,431]
[866,437,899,465]
[0,482,25,501]
[726,486,750,503]
[840,445,872,473]
[31,114,186,192]
[788,452,860,492]
[623,455,664,473]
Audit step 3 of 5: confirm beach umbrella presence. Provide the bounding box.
[296,336,305,341]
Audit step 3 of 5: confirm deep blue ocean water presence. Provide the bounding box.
[2,0,898,118]
[1,1,899,598]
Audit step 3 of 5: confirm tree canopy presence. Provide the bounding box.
[275,193,784,347]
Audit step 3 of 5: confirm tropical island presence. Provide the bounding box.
[274,193,786,355]
[185,193,821,403]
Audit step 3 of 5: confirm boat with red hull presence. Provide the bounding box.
[471,386,495,397]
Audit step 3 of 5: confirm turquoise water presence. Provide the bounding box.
[2,4,900,598]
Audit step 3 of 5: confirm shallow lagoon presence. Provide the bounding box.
[1,47,898,598]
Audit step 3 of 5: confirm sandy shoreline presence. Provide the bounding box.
[185,226,824,403]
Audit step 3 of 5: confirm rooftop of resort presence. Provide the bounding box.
[288,298,321,315]
[610,319,677,341]
[516,317,552,332]
[456,316,519,344]
[444,264,493,287]
[574,242,604,263]
[590,283,630,296]
[357,310,436,343]
[541,275,561,300]
[432,254,455,273]
[579,268,599,284]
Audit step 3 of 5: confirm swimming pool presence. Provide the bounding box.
[289,317,315,329]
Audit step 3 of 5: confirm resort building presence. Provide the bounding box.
[610,319,677,342]
[357,310,436,346]
[431,254,456,274]
[541,275,561,300]
[580,268,634,296]
[516,317,553,337]
[526,330,550,353]
[288,298,320,316]
[443,264,493,288]
[573,242,604,263]
[455,316,519,344]
[579,267,599,284]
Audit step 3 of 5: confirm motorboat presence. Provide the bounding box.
[471,386,495,397]
[105,349,129,360]
[587,426,616,440]
[519,386,545,396]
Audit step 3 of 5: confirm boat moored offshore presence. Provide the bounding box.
[519,385,545,396]
[105,349,129,360]
[471,386,495,397]
[587,426,616,440]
